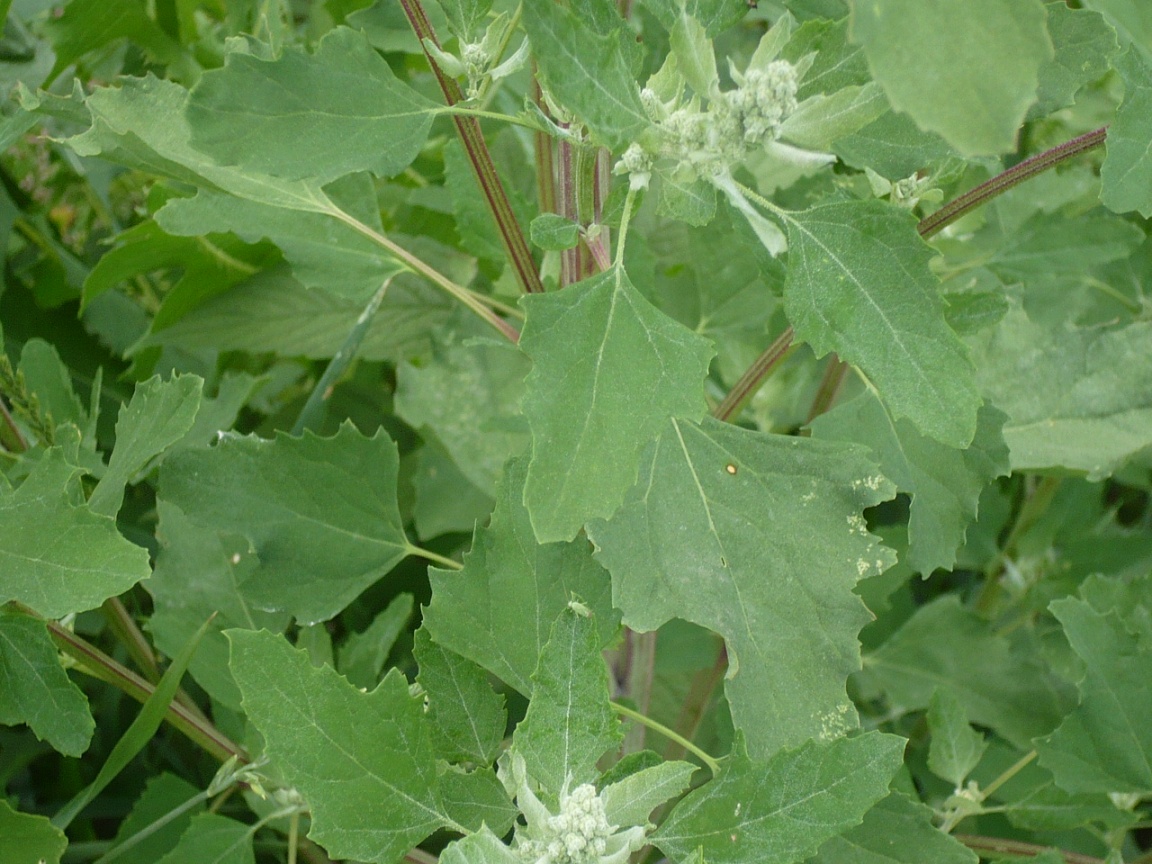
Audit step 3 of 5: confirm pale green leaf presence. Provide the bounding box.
[338,593,414,692]
[422,457,618,696]
[227,629,455,862]
[811,395,1008,575]
[806,793,978,864]
[0,608,93,756]
[671,12,718,97]
[414,628,507,766]
[523,2,651,151]
[653,732,905,864]
[440,827,521,864]
[833,110,956,179]
[1037,593,1152,794]
[782,200,980,448]
[44,0,185,82]
[520,267,713,542]
[927,688,987,788]
[0,450,151,618]
[88,375,203,518]
[511,606,622,795]
[187,27,436,184]
[865,596,1073,749]
[0,800,67,864]
[589,416,895,758]
[642,0,748,36]
[600,760,698,827]
[850,0,1052,155]
[967,303,1152,479]
[780,82,888,151]
[411,437,495,540]
[159,423,409,624]
[1102,49,1152,218]
[154,814,253,864]
[439,0,492,39]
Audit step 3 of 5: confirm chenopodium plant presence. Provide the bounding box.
[4,0,1152,862]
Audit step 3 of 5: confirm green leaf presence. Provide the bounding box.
[88,375,203,518]
[411,436,495,540]
[148,502,291,710]
[600,760,698,827]
[653,732,905,864]
[806,793,978,864]
[642,0,748,36]
[19,338,89,436]
[227,629,455,862]
[982,211,1143,284]
[145,264,452,364]
[439,766,518,835]
[781,200,981,448]
[1083,0,1152,58]
[0,608,93,756]
[422,457,618,696]
[438,0,493,39]
[106,772,205,864]
[967,303,1152,479]
[1102,48,1152,218]
[44,0,185,83]
[187,27,436,184]
[811,395,1009,575]
[82,220,274,319]
[866,596,1072,749]
[1032,2,1119,117]
[395,326,530,498]
[0,450,151,618]
[522,2,651,151]
[154,813,253,864]
[0,799,67,864]
[926,687,987,788]
[159,423,409,624]
[850,0,1053,155]
[780,82,888,151]
[520,267,714,542]
[589,416,895,758]
[66,76,336,215]
[53,615,213,830]
[155,173,407,301]
[512,606,621,796]
[784,17,872,100]
[529,213,581,252]
[414,627,507,765]
[833,110,956,179]
[1037,591,1152,794]
[338,593,414,692]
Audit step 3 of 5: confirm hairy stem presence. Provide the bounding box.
[22,606,246,763]
[917,126,1108,239]
[713,327,795,422]
[399,0,544,295]
[955,834,1105,864]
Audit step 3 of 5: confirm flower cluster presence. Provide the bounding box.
[503,754,647,864]
[616,55,801,191]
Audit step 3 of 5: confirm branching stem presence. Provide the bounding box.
[611,700,720,775]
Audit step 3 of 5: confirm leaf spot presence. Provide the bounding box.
[725,463,737,475]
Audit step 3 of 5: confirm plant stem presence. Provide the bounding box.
[981,749,1036,799]
[712,327,795,422]
[399,0,544,295]
[917,126,1108,239]
[0,396,28,451]
[955,834,1105,864]
[667,640,726,762]
[292,277,393,436]
[806,354,849,424]
[23,606,246,763]
[407,544,464,571]
[610,700,720,775]
[328,208,521,343]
